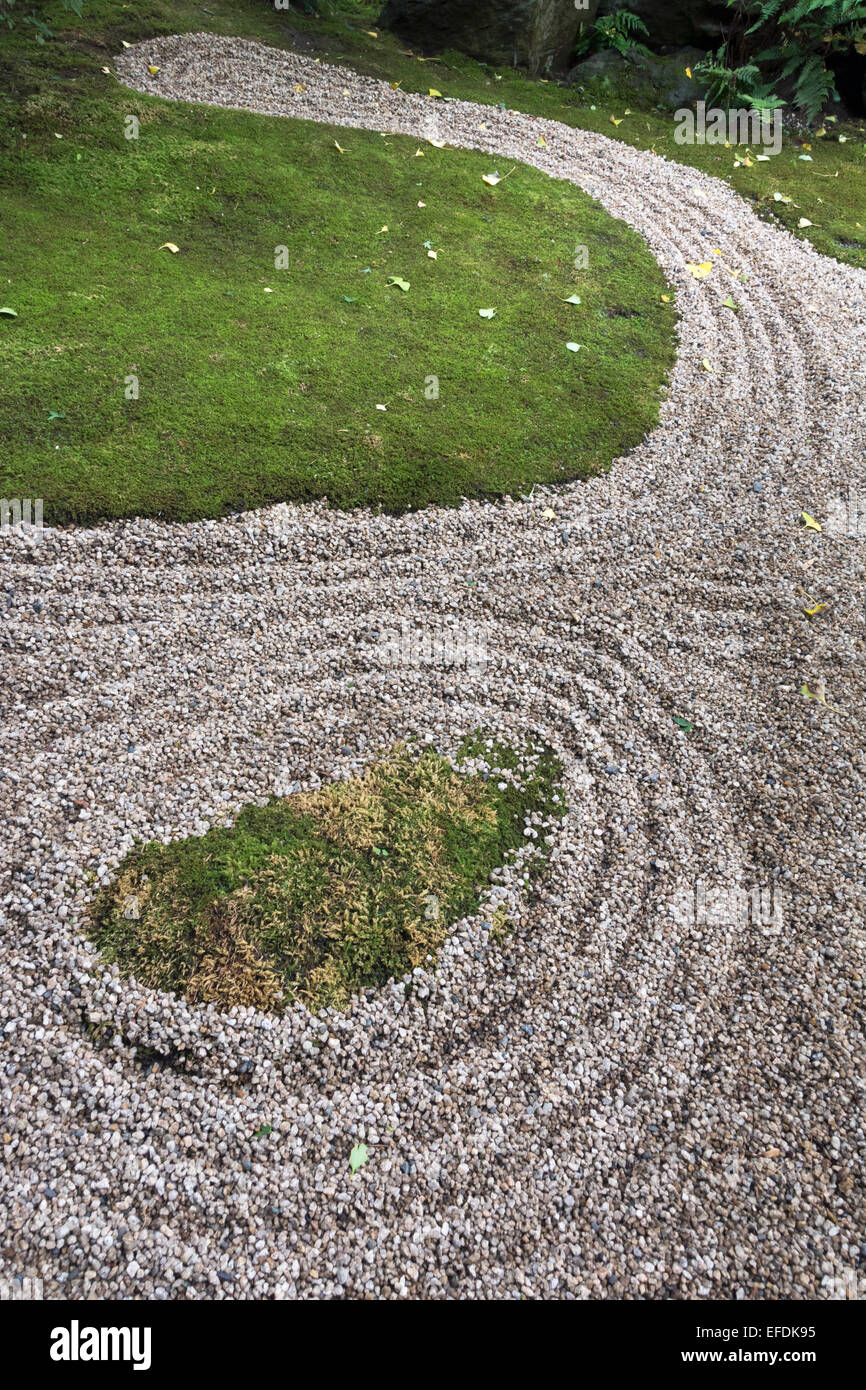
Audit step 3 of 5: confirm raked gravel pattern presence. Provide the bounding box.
[1,33,865,1300]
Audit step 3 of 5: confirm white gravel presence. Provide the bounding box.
[1,33,864,1301]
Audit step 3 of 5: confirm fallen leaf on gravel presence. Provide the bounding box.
[686,261,713,279]
[158,242,179,253]
[349,1144,369,1175]
[542,508,556,520]
[801,681,826,704]
[537,136,547,147]
[478,308,496,319]
[701,358,714,371]
[148,66,160,75]
[800,511,822,531]
[672,715,693,732]
[723,296,739,312]
[803,599,828,616]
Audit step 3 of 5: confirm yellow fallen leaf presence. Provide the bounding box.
[427,249,437,259]
[158,242,179,253]
[803,600,828,616]
[378,225,388,234]
[333,140,345,153]
[482,173,502,186]
[542,508,556,520]
[149,66,160,75]
[801,681,827,705]
[686,262,713,279]
[701,358,714,372]
[415,149,425,157]
[428,89,443,98]
[101,66,111,74]
[366,30,378,38]
[685,67,692,78]
[660,294,671,303]
[800,511,822,532]
[537,136,547,147]
[610,116,622,126]
[391,81,401,90]
[121,40,132,48]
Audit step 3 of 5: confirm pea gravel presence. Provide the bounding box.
[1,33,864,1301]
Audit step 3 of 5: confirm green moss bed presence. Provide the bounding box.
[88,740,566,1014]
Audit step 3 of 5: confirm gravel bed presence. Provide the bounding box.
[1,33,864,1300]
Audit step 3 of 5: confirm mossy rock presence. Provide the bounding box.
[88,740,565,1014]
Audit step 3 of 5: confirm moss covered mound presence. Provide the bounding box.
[88,740,565,1013]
